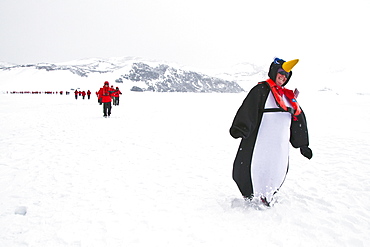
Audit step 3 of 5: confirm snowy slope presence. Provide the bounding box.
[0,87,370,246]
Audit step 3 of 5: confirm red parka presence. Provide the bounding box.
[97,85,113,103]
[112,89,122,97]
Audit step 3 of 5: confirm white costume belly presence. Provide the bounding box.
[251,92,292,202]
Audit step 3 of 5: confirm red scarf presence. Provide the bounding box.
[265,79,302,117]
[275,85,295,100]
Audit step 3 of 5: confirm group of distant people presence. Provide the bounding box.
[74,90,91,100]
[72,82,122,117]
[96,81,122,117]
[6,91,70,95]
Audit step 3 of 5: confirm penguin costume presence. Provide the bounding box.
[229,58,312,206]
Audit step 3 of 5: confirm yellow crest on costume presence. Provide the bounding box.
[282,59,299,72]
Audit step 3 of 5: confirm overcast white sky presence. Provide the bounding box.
[1,0,369,70]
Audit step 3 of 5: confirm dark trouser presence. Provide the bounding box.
[103,102,112,116]
[114,97,120,105]
[75,95,78,99]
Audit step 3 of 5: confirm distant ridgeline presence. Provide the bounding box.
[0,60,244,93]
[0,63,102,78]
[118,62,244,93]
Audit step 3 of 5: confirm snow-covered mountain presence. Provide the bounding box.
[1,56,366,95]
[120,62,243,93]
[0,57,143,77]
[0,57,246,93]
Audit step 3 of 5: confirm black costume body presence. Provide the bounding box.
[230,60,310,202]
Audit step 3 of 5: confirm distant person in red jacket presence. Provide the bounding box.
[74,90,78,100]
[112,87,122,106]
[87,90,91,100]
[82,91,86,99]
[97,81,114,117]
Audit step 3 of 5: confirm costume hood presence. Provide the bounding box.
[268,58,299,86]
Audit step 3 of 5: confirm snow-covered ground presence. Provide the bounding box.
[1,88,370,246]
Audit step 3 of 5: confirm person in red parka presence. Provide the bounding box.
[87,90,91,100]
[112,87,122,106]
[97,81,114,117]
[74,90,79,100]
[82,91,86,99]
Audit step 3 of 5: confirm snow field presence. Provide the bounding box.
[0,91,370,246]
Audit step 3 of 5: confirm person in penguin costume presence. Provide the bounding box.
[230,57,313,206]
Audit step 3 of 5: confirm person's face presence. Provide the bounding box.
[275,71,288,86]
